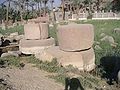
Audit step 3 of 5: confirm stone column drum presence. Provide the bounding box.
[57,23,95,71]
[24,22,41,40]
[19,22,55,54]
[24,22,49,40]
[57,24,94,51]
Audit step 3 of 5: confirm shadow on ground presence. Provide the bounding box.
[100,56,120,85]
[65,77,84,90]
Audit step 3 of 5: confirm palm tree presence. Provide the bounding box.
[34,0,42,16]
[1,0,12,23]
[29,2,36,17]
[17,0,26,21]
[50,0,55,21]
[72,0,85,19]
[42,0,49,16]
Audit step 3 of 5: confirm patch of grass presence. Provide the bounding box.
[49,24,58,45]
[0,25,24,35]
[27,56,66,73]
[0,56,21,68]
[49,74,67,85]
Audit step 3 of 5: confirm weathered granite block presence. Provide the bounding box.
[24,23,41,40]
[57,24,94,51]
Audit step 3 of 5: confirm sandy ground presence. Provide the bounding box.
[0,64,64,90]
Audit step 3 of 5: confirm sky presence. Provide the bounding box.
[0,0,61,7]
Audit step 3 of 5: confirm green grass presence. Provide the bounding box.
[0,56,21,68]
[0,25,24,35]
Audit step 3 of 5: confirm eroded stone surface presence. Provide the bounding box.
[35,47,95,71]
[19,38,55,54]
[24,22,49,40]
[39,23,49,39]
[24,23,41,40]
[57,24,94,51]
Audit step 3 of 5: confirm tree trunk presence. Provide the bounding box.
[32,6,34,18]
[39,2,42,17]
[20,5,23,22]
[38,2,40,16]
[76,4,79,20]
[62,0,65,20]
[6,1,10,24]
[44,3,46,16]
[50,0,55,22]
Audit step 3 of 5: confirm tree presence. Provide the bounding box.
[112,0,120,12]
[61,0,65,20]
[34,0,42,16]
[72,0,85,19]
[42,0,49,16]
[50,0,55,22]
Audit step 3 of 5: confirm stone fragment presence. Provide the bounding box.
[100,35,115,44]
[14,35,24,41]
[1,52,19,58]
[8,51,22,55]
[10,32,18,36]
[57,24,94,51]
[100,33,106,37]
[114,28,120,33]
[94,45,102,50]
[94,41,100,45]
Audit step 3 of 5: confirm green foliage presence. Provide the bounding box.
[0,56,21,67]
[27,56,66,73]
[0,25,24,35]
[49,24,58,45]
[49,74,67,85]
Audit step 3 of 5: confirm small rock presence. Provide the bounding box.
[49,24,54,27]
[108,36,115,44]
[5,37,14,42]
[14,35,24,41]
[94,41,100,45]
[110,43,118,48]
[114,28,120,33]
[8,51,22,55]
[10,32,18,36]
[100,35,115,44]
[100,33,106,37]
[1,52,19,58]
[94,45,102,50]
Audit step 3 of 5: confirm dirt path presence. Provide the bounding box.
[0,64,64,90]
